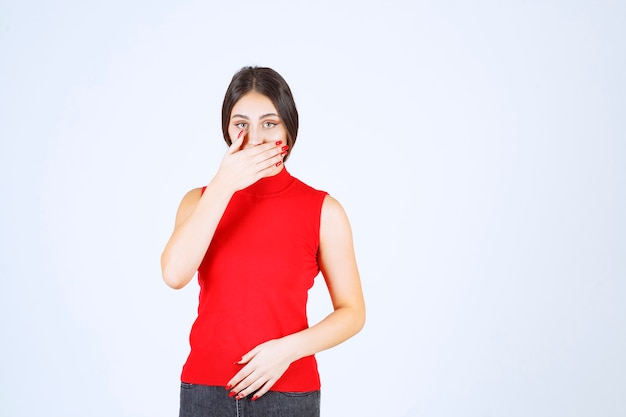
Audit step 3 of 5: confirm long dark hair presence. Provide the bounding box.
[222,66,298,161]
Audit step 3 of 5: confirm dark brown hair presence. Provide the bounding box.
[221,66,298,161]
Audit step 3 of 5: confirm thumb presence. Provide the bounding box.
[227,129,245,154]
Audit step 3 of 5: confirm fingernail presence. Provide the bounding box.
[236,393,245,400]
[228,391,237,397]
[275,140,282,146]
[281,145,289,151]
[280,151,287,156]
[238,130,244,139]
[225,384,232,390]
[276,161,282,167]
[252,395,259,401]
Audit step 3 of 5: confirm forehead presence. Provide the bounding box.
[231,91,277,116]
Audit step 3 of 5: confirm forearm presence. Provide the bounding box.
[284,305,366,362]
[161,181,234,289]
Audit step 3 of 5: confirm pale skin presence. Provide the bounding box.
[161,91,365,400]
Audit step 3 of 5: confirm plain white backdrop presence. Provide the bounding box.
[1,1,624,416]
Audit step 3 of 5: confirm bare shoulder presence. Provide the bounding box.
[174,187,203,226]
[321,194,347,218]
[181,187,204,204]
[320,195,353,240]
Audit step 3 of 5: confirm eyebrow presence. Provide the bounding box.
[231,113,279,120]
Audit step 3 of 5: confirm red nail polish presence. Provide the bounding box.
[276,161,282,167]
[228,391,237,397]
[275,140,282,146]
[225,384,232,390]
[238,130,244,139]
[236,393,244,400]
[281,145,289,151]
[252,395,259,401]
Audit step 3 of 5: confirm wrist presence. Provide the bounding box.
[207,174,237,200]
[281,334,306,363]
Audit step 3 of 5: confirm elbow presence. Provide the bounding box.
[161,266,191,290]
[337,301,366,337]
[353,294,366,334]
[344,303,366,337]
[163,274,187,290]
[354,305,366,334]
[161,256,191,290]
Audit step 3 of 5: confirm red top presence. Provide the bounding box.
[181,167,328,391]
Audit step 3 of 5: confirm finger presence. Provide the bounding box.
[242,140,283,162]
[251,378,278,401]
[226,346,260,387]
[226,364,252,390]
[234,371,268,400]
[255,144,287,165]
[255,154,285,177]
[227,129,245,154]
[229,369,258,398]
[238,345,260,365]
[265,143,288,163]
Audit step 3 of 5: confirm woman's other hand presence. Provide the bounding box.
[226,338,297,401]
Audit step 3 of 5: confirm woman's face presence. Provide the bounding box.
[229,91,287,150]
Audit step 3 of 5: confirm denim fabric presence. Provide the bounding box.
[179,382,320,417]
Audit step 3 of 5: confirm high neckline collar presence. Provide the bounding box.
[242,166,294,196]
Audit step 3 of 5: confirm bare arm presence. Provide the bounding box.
[227,195,366,399]
[160,182,234,289]
[286,195,366,354]
[160,133,285,289]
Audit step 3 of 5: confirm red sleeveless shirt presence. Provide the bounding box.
[181,167,327,391]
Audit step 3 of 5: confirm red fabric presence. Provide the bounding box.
[181,168,327,391]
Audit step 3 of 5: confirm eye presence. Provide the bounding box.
[235,122,247,129]
[263,121,277,128]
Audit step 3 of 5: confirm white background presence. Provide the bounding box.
[1,1,624,416]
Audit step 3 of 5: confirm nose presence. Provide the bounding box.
[246,126,263,146]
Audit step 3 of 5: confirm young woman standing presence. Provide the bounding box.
[161,66,365,417]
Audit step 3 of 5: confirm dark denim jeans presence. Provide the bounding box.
[179,382,320,417]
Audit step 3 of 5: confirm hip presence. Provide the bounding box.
[179,383,320,417]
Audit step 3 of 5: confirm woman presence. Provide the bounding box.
[161,66,365,417]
